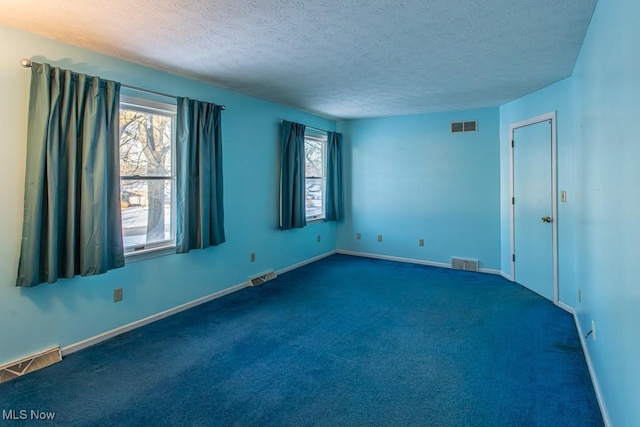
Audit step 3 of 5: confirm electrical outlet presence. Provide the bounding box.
[419,238,424,247]
[591,321,596,341]
[250,252,256,262]
[113,287,123,302]
[356,232,361,240]
[317,235,321,243]
[377,234,383,242]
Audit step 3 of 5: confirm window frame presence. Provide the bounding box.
[304,130,327,222]
[119,95,177,259]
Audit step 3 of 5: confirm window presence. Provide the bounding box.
[119,96,176,254]
[304,131,327,221]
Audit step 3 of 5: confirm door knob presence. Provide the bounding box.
[541,217,552,223]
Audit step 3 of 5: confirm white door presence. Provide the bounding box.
[511,113,557,302]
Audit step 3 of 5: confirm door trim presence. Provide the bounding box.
[509,111,558,303]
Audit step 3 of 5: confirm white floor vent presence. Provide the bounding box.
[248,270,277,287]
[0,347,61,384]
[451,257,479,272]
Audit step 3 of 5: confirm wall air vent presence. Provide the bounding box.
[451,257,479,272]
[0,347,62,384]
[248,270,277,287]
[451,120,478,133]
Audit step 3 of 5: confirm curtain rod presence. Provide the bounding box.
[20,58,226,110]
[281,120,333,135]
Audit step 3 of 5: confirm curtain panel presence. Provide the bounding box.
[325,131,344,221]
[280,120,307,230]
[16,63,124,287]
[176,98,225,253]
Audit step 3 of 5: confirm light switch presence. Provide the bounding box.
[561,191,567,203]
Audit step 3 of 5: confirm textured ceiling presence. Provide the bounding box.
[1,0,597,119]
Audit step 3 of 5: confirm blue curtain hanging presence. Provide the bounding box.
[175,98,225,253]
[325,131,344,221]
[280,120,307,230]
[16,63,124,287]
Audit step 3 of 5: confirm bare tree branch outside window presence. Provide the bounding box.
[305,136,326,219]
[119,109,173,248]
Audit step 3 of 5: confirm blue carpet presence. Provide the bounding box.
[0,255,602,426]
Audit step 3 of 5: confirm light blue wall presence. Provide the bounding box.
[500,0,640,424]
[0,24,337,366]
[337,108,501,270]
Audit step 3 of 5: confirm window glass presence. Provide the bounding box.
[119,97,176,253]
[304,133,327,220]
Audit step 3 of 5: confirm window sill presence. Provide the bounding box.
[306,217,326,224]
[125,245,176,263]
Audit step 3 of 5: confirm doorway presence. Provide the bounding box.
[510,112,557,302]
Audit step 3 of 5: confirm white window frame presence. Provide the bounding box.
[304,131,327,222]
[119,95,177,260]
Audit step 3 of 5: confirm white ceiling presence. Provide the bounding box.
[1,0,597,120]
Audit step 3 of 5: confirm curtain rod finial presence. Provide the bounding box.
[20,58,32,68]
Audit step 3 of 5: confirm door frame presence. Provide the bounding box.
[509,111,558,303]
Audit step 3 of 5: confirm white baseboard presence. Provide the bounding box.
[479,267,502,275]
[276,250,336,275]
[572,310,611,427]
[337,249,449,268]
[62,250,336,357]
[62,282,248,356]
[500,271,513,281]
[336,250,502,275]
[556,301,574,314]
[553,302,608,425]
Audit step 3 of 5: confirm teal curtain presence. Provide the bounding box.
[16,63,124,287]
[280,120,307,230]
[325,131,344,221]
[176,98,225,253]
